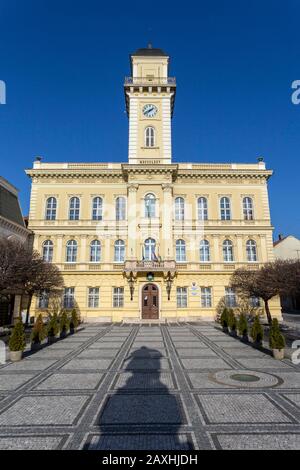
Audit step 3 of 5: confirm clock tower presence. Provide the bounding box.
[124,44,176,165]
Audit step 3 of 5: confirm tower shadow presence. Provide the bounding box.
[94,346,194,450]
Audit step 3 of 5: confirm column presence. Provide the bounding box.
[127,184,139,260]
[162,184,173,259]
[12,295,22,323]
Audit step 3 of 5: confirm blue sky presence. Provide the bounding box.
[0,0,299,238]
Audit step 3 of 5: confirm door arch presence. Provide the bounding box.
[141,283,159,319]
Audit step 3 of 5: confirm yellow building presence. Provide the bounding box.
[26,45,281,322]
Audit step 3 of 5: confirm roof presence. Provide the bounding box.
[0,178,25,227]
[131,44,168,57]
[273,235,300,247]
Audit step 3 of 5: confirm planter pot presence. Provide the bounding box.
[254,340,263,349]
[31,342,41,351]
[230,330,237,338]
[70,326,77,335]
[60,330,67,339]
[222,326,229,334]
[272,348,285,360]
[241,334,249,343]
[48,336,57,345]
[10,350,22,362]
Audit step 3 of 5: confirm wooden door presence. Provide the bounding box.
[142,283,159,319]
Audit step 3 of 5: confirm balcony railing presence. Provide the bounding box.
[124,259,176,273]
[124,77,176,86]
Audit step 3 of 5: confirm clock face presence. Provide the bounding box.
[143,104,158,118]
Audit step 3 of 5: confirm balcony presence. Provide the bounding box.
[124,76,176,87]
[124,259,176,274]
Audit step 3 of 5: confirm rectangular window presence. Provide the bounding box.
[113,287,124,308]
[38,290,49,309]
[63,287,75,309]
[201,287,212,308]
[225,287,237,308]
[177,287,188,308]
[249,296,260,308]
[88,288,100,308]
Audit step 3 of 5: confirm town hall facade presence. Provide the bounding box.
[26,45,280,322]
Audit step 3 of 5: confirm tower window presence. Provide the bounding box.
[145,127,155,147]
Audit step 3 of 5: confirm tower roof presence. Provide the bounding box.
[131,44,168,57]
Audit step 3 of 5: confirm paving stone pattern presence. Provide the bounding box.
[0,322,299,450]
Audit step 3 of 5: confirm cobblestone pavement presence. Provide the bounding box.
[0,322,299,450]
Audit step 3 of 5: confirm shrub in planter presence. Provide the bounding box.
[228,309,237,337]
[9,319,26,361]
[238,313,249,342]
[47,312,60,343]
[220,308,229,333]
[30,314,47,350]
[269,318,285,360]
[59,310,70,338]
[250,315,264,347]
[70,309,79,334]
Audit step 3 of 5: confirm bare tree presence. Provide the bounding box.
[230,260,298,325]
[0,238,33,298]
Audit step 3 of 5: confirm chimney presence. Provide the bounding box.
[278,234,284,241]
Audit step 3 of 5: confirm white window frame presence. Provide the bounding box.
[114,239,125,263]
[113,287,124,308]
[223,239,234,262]
[116,196,126,221]
[145,126,155,147]
[90,240,101,263]
[144,193,156,218]
[38,289,49,309]
[92,197,103,221]
[201,287,212,308]
[69,197,80,221]
[66,240,77,263]
[45,197,57,221]
[220,197,231,221]
[42,240,53,262]
[225,287,237,307]
[199,239,210,262]
[175,197,185,221]
[246,239,257,262]
[197,197,208,221]
[88,287,100,308]
[176,239,186,262]
[243,197,254,221]
[144,238,156,261]
[63,287,75,309]
[176,287,188,308]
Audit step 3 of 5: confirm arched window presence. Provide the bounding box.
[116,197,126,221]
[92,197,103,221]
[199,239,210,262]
[176,239,186,262]
[220,197,231,220]
[246,239,257,262]
[175,197,185,221]
[66,240,77,263]
[198,197,208,221]
[42,240,53,263]
[145,193,156,218]
[45,197,57,220]
[243,197,254,220]
[69,197,80,221]
[145,127,155,147]
[114,239,125,262]
[144,238,156,261]
[223,239,234,262]
[90,240,101,262]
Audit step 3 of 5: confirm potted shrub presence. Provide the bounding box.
[8,319,26,362]
[30,314,47,350]
[70,309,79,334]
[220,308,229,333]
[228,309,237,337]
[250,315,264,347]
[47,312,60,344]
[269,318,285,360]
[238,313,249,342]
[59,310,70,338]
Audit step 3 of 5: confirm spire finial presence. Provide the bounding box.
[147,42,153,49]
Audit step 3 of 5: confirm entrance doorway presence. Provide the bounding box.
[141,283,159,319]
